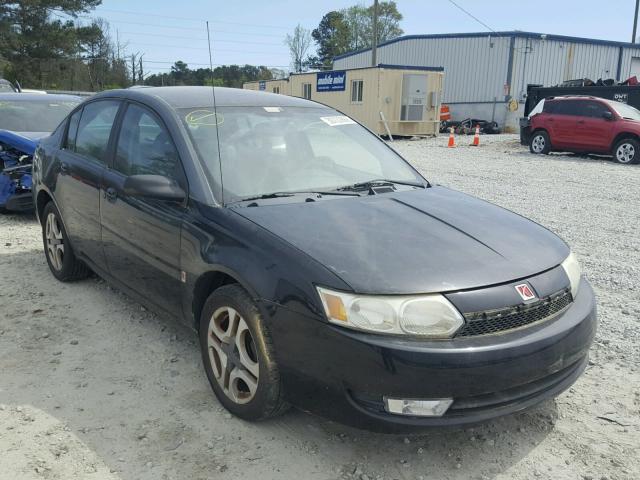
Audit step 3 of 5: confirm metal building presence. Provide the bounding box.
[333,31,640,131]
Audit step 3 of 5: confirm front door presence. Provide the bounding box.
[574,101,615,152]
[54,100,121,272]
[100,102,186,316]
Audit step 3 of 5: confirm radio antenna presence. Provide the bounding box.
[205,20,224,203]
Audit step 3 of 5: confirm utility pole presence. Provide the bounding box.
[138,54,144,84]
[130,53,137,85]
[371,0,379,66]
[633,0,639,43]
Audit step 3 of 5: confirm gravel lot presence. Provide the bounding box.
[1,134,638,480]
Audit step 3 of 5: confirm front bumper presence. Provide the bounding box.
[269,280,597,430]
[1,192,33,212]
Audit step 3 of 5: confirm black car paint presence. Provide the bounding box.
[33,87,596,429]
[234,187,569,295]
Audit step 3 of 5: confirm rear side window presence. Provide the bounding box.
[65,109,81,150]
[543,101,559,114]
[75,101,120,163]
[558,100,589,116]
[114,103,181,180]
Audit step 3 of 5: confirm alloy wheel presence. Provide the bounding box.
[531,135,545,153]
[45,212,64,271]
[207,306,259,404]
[616,143,635,163]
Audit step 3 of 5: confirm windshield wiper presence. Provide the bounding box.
[229,190,360,205]
[336,178,428,191]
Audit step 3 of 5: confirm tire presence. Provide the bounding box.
[41,201,90,281]
[199,284,289,421]
[612,138,640,164]
[529,130,551,154]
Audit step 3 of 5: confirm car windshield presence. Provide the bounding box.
[179,106,423,203]
[0,98,79,132]
[608,101,640,120]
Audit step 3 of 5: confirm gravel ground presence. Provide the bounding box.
[1,134,639,480]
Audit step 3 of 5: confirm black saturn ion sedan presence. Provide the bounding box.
[32,86,596,429]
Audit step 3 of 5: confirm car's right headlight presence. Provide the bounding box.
[561,251,582,299]
[316,287,464,338]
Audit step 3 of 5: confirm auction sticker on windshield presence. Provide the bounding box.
[320,115,356,127]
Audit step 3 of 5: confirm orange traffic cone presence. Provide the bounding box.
[447,127,455,148]
[470,125,480,146]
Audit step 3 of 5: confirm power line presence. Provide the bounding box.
[47,8,293,35]
[118,31,283,46]
[93,7,292,30]
[122,41,287,56]
[447,0,495,33]
[114,25,284,38]
[144,60,291,68]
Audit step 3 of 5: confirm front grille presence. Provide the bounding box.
[456,288,573,337]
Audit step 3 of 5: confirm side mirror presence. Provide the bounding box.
[602,111,614,121]
[123,174,186,202]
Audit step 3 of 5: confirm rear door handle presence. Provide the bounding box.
[105,187,117,202]
[577,120,585,124]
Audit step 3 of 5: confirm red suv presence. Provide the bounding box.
[527,96,640,164]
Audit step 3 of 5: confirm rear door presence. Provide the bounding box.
[573,101,615,152]
[546,100,580,149]
[54,100,121,271]
[100,102,186,316]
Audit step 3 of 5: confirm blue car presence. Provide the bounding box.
[0,93,80,212]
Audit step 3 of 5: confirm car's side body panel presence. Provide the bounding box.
[101,167,185,317]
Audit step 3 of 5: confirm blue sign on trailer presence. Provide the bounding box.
[259,81,266,91]
[316,71,346,92]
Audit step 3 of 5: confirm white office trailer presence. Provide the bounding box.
[332,31,640,131]
[244,65,444,136]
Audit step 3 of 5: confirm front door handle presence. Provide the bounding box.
[105,187,117,202]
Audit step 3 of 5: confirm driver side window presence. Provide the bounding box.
[114,103,180,180]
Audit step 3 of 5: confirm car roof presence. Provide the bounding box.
[0,93,81,102]
[546,95,605,102]
[91,86,323,109]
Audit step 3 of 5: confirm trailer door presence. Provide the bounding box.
[401,74,427,121]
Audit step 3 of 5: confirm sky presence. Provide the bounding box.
[80,0,638,75]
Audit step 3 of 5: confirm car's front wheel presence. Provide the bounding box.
[613,138,640,164]
[529,130,551,154]
[41,202,90,281]
[199,284,289,421]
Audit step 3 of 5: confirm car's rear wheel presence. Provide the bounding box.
[199,284,289,421]
[41,202,90,281]
[529,131,551,154]
[613,138,640,164]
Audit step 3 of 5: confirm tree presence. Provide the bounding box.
[0,1,131,90]
[170,60,189,84]
[366,1,403,45]
[311,11,351,67]
[342,5,369,51]
[285,24,312,73]
[308,2,404,67]
[341,1,403,50]
[144,63,276,88]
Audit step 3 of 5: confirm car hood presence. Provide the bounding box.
[0,130,44,155]
[233,186,569,294]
